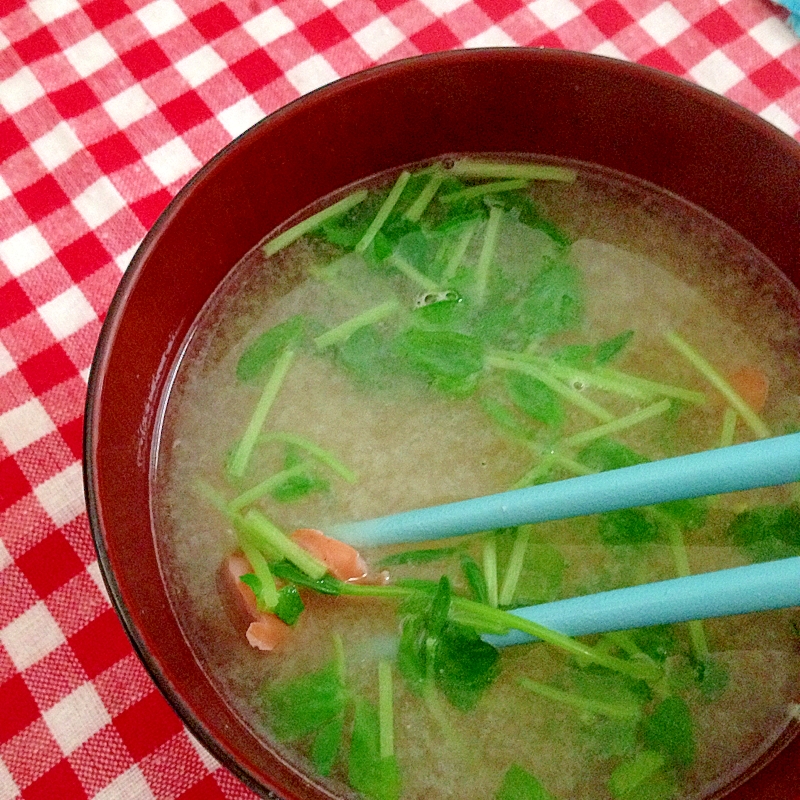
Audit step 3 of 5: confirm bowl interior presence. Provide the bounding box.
[84,48,800,800]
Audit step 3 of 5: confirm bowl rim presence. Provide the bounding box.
[84,46,800,800]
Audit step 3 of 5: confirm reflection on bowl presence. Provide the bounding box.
[84,49,800,800]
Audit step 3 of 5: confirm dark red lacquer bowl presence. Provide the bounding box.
[84,49,800,800]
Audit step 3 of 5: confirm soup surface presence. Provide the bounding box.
[154,157,800,800]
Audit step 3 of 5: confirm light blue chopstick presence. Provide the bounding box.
[331,433,800,547]
[484,557,800,648]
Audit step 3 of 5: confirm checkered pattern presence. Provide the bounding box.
[0,0,797,797]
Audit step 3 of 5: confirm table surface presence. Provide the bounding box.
[1,1,799,799]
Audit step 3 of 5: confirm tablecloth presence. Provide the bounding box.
[0,1,798,798]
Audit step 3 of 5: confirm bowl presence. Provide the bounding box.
[84,48,800,800]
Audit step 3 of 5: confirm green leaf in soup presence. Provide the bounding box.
[336,326,396,388]
[271,560,344,596]
[578,438,648,472]
[629,625,679,664]
[460,553,489,604]
[270,470,329,503]
[727,505,800,558]
[348,698,401,800]
[493,191,571,248]
[236,314,305,383]
[517,259,584,337]
[595,329,634,365]
[411,296,467,330]
[694,655,730,703]
[261,660,347,742]
[396,614,428,697]
[495,764,558,800]
[311,713,345,776]
[394,228,441,277]
[394,329,484,381]
[274,585,305,625]
[642,695,695,768]
[598,509,659,545]
[657,496,708,530]
[434,622,501,712]
[608,751,677,800]
[316,189,389,249]
[505,372,564,427]
[551,344,593,366]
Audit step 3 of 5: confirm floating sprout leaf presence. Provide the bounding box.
[495,764,557,800]
[311,713,345,776]
[377,547,459,568]
[236,315,305,383]
[262,660,347,742]
[517,260,584,337]
[598,509,659,545]
[727,504,800,561]
[595,330,634,365]
[642,695,695,768]
[274,585,305,625]
[348,698,401,800]
[506,372,564,426]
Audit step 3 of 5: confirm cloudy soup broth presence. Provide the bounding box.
[154,156,800,800]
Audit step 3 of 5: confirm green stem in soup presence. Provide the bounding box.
[441,220,478,282]
[482,534,499,608]
[594,365,707,405]
[259,432,357,483]
[355,170,412,254]
[238,509,327,580]
[387,253,440,292]
[498,527,530,606]
[719,407,738,448]
[264,190,369,257]
[450,159,577,183]
[229,462,312,513]
[561,398,671,450]
[486,355,614,423]
[378,660,395,759]
[518,677,642,720]
[439,178,529,205]
[403,169,444,222]
[314,299,402,350]
[227,348,296,479]
[663,331,771,437]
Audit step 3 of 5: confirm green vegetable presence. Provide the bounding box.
[495,764,557,800]
[274,585,305,625]
[311,714,344,775]
[262,659,346,742]
[397,576,500,711]
[460,553,489,603]
[377,547,459,568]
[227,348,296,479]
[517,259,584,337]
[598,509,659,545]
[505,372,564,427]
[608,751,676,800]
[348,698,401,800]
[269,446,329,503]
[395,328,483,393]
[595,330,634,365]
[236,315,305,383]
[264,190,369,256]
[642,696,695,768]
[727,504,800,562]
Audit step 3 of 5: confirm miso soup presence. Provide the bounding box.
[153,157,800,800]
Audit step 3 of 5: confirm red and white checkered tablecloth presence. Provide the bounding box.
[0,0,798,798]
